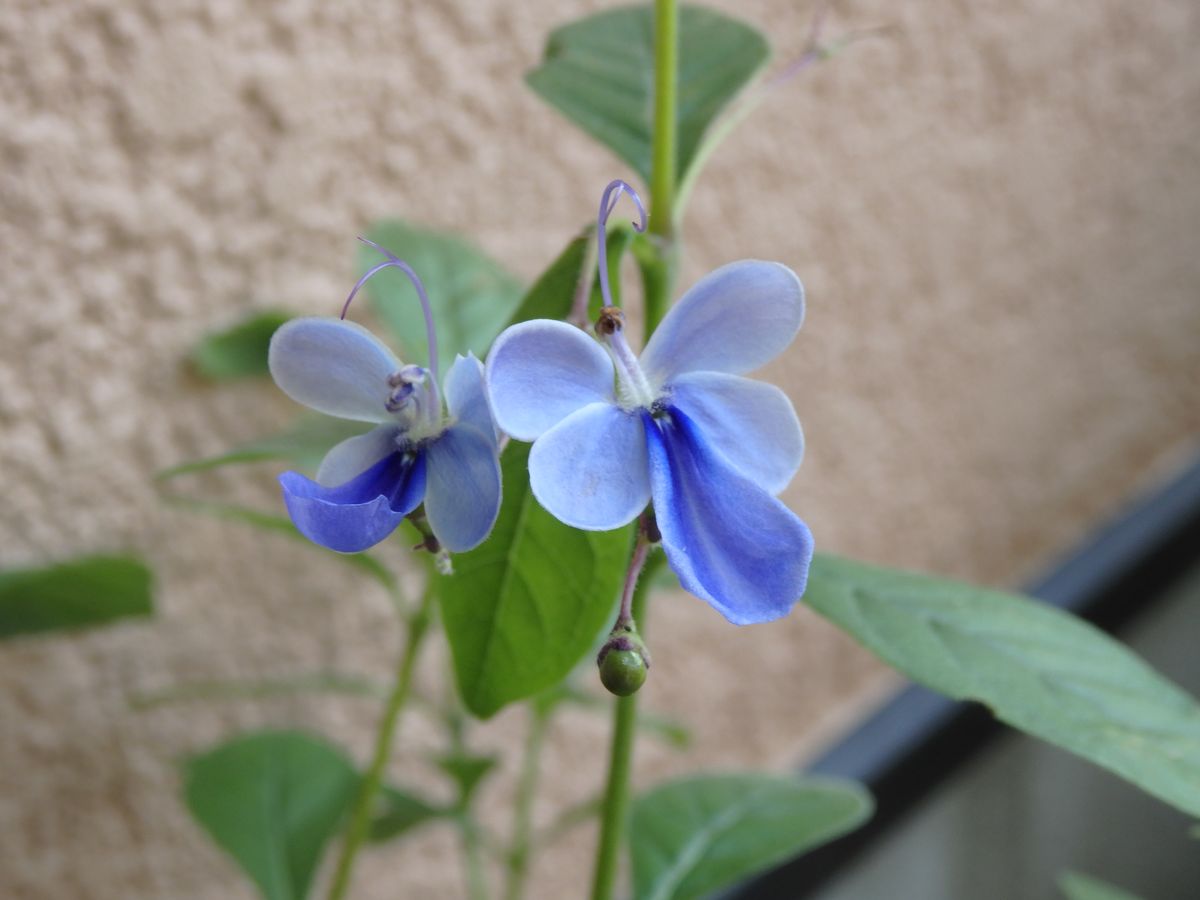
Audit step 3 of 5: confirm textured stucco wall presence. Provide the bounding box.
[2,1,1198,897]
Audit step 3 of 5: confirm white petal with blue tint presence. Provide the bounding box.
[279,451,427,553]
[486,320,616,441]
[645,409,813,625]
[639,261,805,386]
[667,372,804,495]
[444,353,497,448]
[269,318,402,423]
[423,424,503,552]
[529,402,649,531]
[316,425,402,487]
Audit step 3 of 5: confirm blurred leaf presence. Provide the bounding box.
[437,443,633,718]
[129,672,388,711]
[359,221,523,367]
[805,554,1200,818]
[157,416,370,480]
[158,493,396,591]
[0,555,153,639]
[630,773,872,900]
[1058,871,1144,900]
[527,4,769,188]
[368,785,447,843]
[435,752,499,805]
[190,310,292,381]
[184,730,358,900]
[507,232,589,326]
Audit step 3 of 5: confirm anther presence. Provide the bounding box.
[595,306,625,337]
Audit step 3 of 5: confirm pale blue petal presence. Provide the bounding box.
[444,353,497,449]
[280,450,426,553]
[666,372,804,495]
[486,320,615,441]
[529,402,649,531]
[644,409,813,625]
[639,261,805,386]
[423,424,502,552]
[269,318,401,423]
[316,425,402,486]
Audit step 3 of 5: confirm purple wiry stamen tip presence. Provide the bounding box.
[342,237,441,378]
[596,180,648,310]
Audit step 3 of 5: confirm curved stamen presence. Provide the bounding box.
[342,238,441,379]
[596,179,648,309]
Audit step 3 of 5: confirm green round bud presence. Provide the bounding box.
[599,648,648,697]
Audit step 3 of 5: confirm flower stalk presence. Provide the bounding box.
[326,589,435,900]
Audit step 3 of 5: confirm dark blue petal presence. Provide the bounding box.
[279,450,427,553]
[644,408,813,625]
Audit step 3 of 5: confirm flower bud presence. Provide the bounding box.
[596,627,650,697]
[599,648,648,696]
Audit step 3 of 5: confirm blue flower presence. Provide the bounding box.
[485,260,814,625]
[268,281,501,555]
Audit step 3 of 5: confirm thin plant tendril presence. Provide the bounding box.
[343,238,441,378]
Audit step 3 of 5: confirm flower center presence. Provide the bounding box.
[385,365,442,438]
[596,306,658,411]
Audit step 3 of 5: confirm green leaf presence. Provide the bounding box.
[1059,870,1144,900]
[190,310,292,381]
[157,416,371,480]
[526,4,770,188]
[368,785,446,843]
[505,224,635,330]
[435,752,499,805]
[359,221,523,367]
[184,730,359,900]
[437,442,633,718]
[0,555,153,639]
[507,232,589,325]
[630,773,872,900]
[805,554,1200,818]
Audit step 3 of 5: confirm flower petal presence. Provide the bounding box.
[316,425,402,486]
[486,320,616,441]
[666,372,803,495]
[423,424,502,552]
[444,353,497,449]
[529,402,649,531]
[639,261,805,385]
[644,409,813,625]
[280,450,427,553]
[269,318,402,423]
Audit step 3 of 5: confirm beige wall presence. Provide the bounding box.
[2,1,1198,897]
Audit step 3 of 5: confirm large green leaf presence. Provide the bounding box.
[0,555,153,639]
[190,310,292,381]
[1058,871,1144,900]
[630,773,872,900]
[184,730,359,900]
[526,4,770,188]
[157,416,370,479]
[805,554,1200,817]
[358,221,523,368]
[437,442,633,718]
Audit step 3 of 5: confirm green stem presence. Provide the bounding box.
[326,590,435,900]
[649,0,678,241]
[502,704,550,900]
[588,562,656,900]
[642,0,681,337]
[459,813,490,900]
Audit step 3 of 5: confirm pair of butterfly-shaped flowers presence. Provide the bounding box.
[269,260,813,625]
